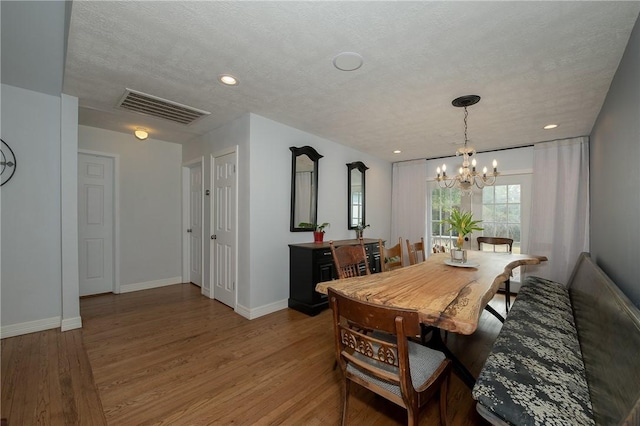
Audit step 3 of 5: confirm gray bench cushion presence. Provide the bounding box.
[472,277,594,426]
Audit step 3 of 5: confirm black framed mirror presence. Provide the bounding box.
[290,146,323,232]
[347,161,368,230]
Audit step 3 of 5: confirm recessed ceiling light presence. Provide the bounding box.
[543,124,558,129]
[333,52,364,71]
[393,150,402,154]
[218,74,238,86]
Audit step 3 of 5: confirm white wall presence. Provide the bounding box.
[78,126,182,289]
[1,84,63,332]
[182,113,392,318]
[60,94,81,330]
[249,114,392,310]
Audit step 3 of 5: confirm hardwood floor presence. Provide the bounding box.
[1,283,505,425]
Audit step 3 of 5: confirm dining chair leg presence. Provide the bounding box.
[341,380,350,426]
[440,376,450,426]
[407,404,419,426]
[420,324,437,344]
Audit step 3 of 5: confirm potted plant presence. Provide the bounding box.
[441,208,483,263]
[299,222,330,243]
[354,222,370,239]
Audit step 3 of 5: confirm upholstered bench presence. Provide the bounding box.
[472,253,640,426]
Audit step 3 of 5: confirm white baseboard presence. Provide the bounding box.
[236,299,288,320]
[119,276,182,293]
[61,316,83,331]
[235,304,251,319]
[1,316,61,339]
[201,286,211,298]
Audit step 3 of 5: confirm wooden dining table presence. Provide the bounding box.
[315,250,547,335]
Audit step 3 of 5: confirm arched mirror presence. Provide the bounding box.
[347,161,368,230]
[290,146,323,232]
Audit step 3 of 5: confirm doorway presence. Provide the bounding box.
[182,159,204,288]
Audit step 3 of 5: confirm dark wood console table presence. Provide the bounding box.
[288,238,381,315]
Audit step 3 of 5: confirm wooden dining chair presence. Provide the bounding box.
[406,237,427,265]
[328,288,451,426]
[379,237,404,272]
[477,237,514,312]
[329,238,371,279]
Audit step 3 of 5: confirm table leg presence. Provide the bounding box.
[484,304,505,323]
[420,324,476,388]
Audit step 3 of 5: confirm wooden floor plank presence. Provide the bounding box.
[46,330,65,425]
[1,331,20,419]
[64,330,107,425]
[2,283,507,425]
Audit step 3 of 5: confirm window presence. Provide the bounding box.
[428,174,532,286]
[481,184,521,254]
[430,187,461,250]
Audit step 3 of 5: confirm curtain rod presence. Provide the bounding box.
[394,134,589,164]
[425,143,534,162]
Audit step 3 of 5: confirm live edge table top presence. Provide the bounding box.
[316,251,547,335]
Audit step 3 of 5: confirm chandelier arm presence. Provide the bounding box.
[437,178,458,189]
[481,175,498,186]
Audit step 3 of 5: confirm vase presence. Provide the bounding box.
[313,231,324,243]
[450,248,467,263]
[355,230,363,239]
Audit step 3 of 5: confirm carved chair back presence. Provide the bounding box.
[329,238,371,279]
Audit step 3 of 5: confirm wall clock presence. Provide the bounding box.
[1,139,17,186]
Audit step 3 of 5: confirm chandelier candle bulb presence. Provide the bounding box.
[493,159,498,172]
[472,158,477,172]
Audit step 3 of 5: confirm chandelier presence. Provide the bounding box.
[435,95,498,194]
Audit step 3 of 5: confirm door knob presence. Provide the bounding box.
[187,229,192,233]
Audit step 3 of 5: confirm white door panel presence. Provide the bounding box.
[212,152,237,308]
[78,154,114,296]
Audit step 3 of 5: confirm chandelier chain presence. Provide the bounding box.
[463,106,468,147]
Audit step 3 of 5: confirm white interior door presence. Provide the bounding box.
[189,164,203,286]
[212,151,237,308]
[78,153,114,296]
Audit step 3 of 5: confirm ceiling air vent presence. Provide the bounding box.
[117,88,210,125]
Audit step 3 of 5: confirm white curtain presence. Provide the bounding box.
[391,160,427,264]
[528,137,589,284]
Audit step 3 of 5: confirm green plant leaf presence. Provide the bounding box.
[441,208,483,236]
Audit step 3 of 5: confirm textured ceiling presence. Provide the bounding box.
[63,1,640,162]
